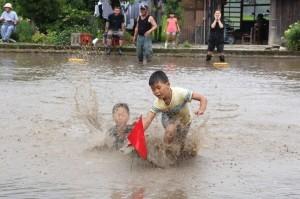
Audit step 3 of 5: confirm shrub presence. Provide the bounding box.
[15,20,35,42]
[45,25,91,45]
[183,40,191,48]
[284,21,300,51]
[32,31,48,43]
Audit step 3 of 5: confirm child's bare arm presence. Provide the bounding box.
[192,92,207,115]
[142,111,156,130]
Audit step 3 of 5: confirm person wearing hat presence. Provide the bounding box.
[0,3,18,42]
[133,4,157,64]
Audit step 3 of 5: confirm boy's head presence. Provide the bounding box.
[113,6,121,15]
[112,103,130,127]
[149,70,171,100]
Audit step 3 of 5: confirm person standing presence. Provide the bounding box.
[164,12,180,49]
[206,10,225,62]
[133,5,157,64]
[0,3,18,43]
[105,7,125,55]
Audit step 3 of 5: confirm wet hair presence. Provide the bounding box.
[112,103,130,115]
[149,70,169,86]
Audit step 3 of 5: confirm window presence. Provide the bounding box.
[224,0,242,30]
[242,0,270,21]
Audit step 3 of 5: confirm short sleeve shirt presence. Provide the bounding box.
[108,13,124,31]
[0,11,18,25]
[151,87,193,125]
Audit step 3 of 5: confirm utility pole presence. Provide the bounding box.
[268,0,280,45]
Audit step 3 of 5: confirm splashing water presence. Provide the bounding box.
[146,117,208,168]
[74,82,207,168]
[73,82,111,150]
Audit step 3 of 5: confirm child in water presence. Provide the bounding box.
[108,103,133,150]
[165,12,180,49]
[142,70,207,154]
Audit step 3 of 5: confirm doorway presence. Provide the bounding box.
[223,0,270,44]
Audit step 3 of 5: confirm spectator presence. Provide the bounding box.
[0,3,18,43]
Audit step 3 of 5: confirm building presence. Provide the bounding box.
[180,0,300,45]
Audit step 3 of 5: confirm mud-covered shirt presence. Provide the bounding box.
[108,125,133,150]
[150,87,193,126]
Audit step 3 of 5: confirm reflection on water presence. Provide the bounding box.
[0,53,300,199]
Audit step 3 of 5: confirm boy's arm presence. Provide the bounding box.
[142,111,156,131]
[192,92,207,115]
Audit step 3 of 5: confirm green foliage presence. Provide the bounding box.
[15,20,35,42]
[46,25,91,45]
[16,0,62,32]
[53,3,90,30]
[163,0,183,20]
[182,40,191,48]
[284,21,300,51]
[32,31,48,43]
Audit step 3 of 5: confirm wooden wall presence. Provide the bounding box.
[277,0,300,34]
[180,0,204,43]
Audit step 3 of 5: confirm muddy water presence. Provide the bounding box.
[0,53,299,199]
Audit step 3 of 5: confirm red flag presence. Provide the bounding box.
[127,116,147,160]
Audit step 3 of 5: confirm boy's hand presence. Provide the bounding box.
[195,109,205,116]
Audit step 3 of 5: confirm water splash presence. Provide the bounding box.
[146,117,208,168]
[74,84,102,131]
[73,81,207,167]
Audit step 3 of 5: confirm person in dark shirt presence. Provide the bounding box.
[105,7,125,55]
[254,13,268,44]
[133,5,157,64]
[206,10,225,62]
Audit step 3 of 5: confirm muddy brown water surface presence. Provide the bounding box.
[0,53,300,199]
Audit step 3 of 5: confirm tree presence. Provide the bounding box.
[164,0,183,19]
[16,0,62,32]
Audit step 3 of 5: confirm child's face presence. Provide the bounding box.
[114,8,121,15]
[214,11,221,19]
[150,81,171,100]
[169,14,175,18]
[113,107,129,127]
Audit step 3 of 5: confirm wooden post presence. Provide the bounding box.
[268,0,281,45]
